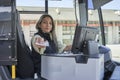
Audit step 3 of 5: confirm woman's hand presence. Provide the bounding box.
[35,37,46,48]
[63,45,72,51]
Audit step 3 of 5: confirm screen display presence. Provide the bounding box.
[71,26,98,54]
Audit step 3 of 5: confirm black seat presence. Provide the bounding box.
[16,11,34,79]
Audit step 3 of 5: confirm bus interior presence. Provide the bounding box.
[0,0,120,80]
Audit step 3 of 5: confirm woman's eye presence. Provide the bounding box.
[43,21,46,24]
[49,23,52,25]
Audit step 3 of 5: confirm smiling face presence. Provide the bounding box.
[39,17,53,33]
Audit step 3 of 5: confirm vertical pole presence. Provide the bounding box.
[98,8,106,45]
[77,0,88,26]
[45,0,48,14]
[11,0,16,79]
[12,65,16,79]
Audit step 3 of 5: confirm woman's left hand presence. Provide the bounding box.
[63,45,72,51]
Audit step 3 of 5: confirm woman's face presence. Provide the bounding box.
[39,17,53,33]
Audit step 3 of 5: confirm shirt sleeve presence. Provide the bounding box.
[31,35,46,54]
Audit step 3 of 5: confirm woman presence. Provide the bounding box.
[31,14,71,78]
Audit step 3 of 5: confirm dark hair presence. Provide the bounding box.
[36,14,58,52]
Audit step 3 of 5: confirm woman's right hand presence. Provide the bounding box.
[35,37,46,48]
